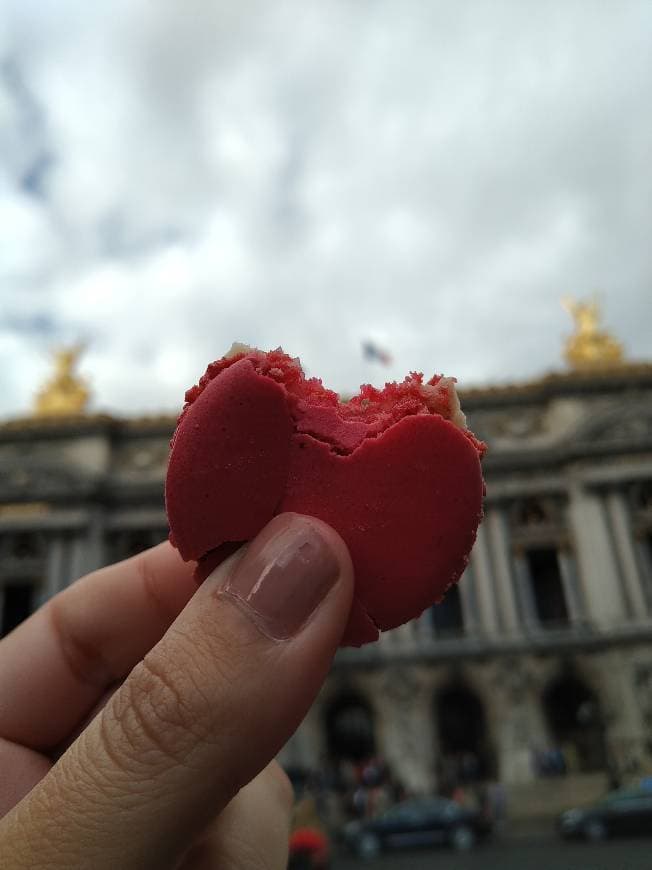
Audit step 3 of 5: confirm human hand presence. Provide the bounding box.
[0,512,353,869]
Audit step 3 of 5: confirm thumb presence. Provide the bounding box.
[2,513,353,870]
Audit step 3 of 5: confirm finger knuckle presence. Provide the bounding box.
[101,652,214,772]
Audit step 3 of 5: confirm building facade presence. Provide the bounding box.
[1,363,652,809]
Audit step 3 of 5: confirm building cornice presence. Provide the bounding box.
[0,414,177,442]
[2,362,652,435]
[334,621,652,669]
[458,362,652,408]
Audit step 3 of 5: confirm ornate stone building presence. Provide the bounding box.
[303,363,652,805]
[1,320,652,813]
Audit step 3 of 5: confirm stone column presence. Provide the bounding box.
[44,534,67,603]
[379,623,412,652]
[485,507,520,634]
[374,667,436,794]
[594,649,649,782]
[494,711,534,785]
[415,609,434,644]
[68,534,87,585]
[605,490,648,619]
[470,524,500,635]
[68,509,106,582]
[511,551,539,633]
[485,659,547,785]
[84,507,106,573]
[457,565,479,636]
[394,621,419,651]
[557,549,585,625]
[568,484,627,627]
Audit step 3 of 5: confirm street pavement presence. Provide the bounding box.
[334,833,652,870]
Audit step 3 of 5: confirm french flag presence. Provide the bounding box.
[362,340,392,365]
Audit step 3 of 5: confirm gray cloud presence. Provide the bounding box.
[1,0,651,418]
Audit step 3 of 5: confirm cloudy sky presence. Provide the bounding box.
[1,0,651,418]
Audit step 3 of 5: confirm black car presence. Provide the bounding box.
[343,797,490,859]
[557,785,652,841]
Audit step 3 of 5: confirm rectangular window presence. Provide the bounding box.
[526,548,569,627]
[1,582,36,637]
[431,584,465,636]
[641,533,652,611]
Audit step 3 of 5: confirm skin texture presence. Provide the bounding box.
[167,350,485,645]
[0,514,354,870]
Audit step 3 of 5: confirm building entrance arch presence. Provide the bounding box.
[435,682,494,790]
[325,693,376,763]
[542,672,607,772]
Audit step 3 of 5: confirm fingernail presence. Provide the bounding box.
[221,514,340,640]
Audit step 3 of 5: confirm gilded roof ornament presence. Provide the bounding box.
[34,344,90,417]
[562,297,624,370]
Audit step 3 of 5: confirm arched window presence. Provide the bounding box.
[525,548,569,627]
[430,585,464,636]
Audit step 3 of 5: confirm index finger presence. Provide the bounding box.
[0,542,197,751]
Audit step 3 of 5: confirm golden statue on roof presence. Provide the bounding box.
[562,297,624,370]
[34,344,90,417]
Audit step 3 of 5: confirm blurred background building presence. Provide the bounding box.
[1,303,651,822]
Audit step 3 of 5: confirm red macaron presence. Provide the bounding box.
[165,345,486,646]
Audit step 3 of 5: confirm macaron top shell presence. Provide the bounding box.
[167,357,294,562]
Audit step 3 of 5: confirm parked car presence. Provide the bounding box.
[342,797,491,859]
[557,785,652,841]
